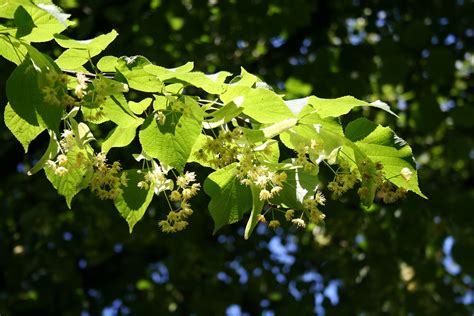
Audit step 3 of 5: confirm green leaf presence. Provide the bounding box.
[0,0,32,19]
[143,61,194,79]
[44,145,93,207]
[0,35,27,64]
[11,3,70,43]
[102,94,141,127]
[172,71,229,94]
[281,110,380,205]
[221,86,295,123]
[97,55,118,72]
[81,105,110,124]
[69,118,95,148]
[102,122,140,153]
[345,118,426,198]
[28,130,59,175]
[114,170,155,233]
[244,185,264,240]
[203,99,244,129]
[55,30,118,69]
[270,164,319,209]
[14,6,34,38]
[54,30,118,49]
[5,57,40,127]
[203,163,252,233]
[4,102,45,152]
[139,112,201,172]
[241,118,298,143]
[188,133,213,168]
[54,49,90,69]
[6,48,63,131]
[255,140,280,163]
[129,98,152,115]
[116,56,164,93]
[93,76,129,95]
[229,67,259,87]
[307,95,398,118]
[280,111,344,164]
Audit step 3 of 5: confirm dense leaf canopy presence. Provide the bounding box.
[0,0,472,315]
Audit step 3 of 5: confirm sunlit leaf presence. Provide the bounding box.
[203,163,252,233]
[114,169,155,233]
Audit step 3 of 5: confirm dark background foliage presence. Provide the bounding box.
[1,0,473,315]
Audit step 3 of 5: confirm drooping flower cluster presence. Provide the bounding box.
[303,190,327,224]
[238,164,287,201]
[45,129,78,176]
[154,111,166,125]
[42,70,69,107]
[90,152,128,200]
[137,161,173,195]
[294,142,318,171]
[45,153,69,176]
[327,170,358,196]
[42,70,79,108]
[197,128,243,168]
[376,181,408,204]
[274,189,327,230]
[75,72,88,98]
[158,171,201,233]
[59,129,75,152]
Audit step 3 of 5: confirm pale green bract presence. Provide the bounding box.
[0,1,426,237]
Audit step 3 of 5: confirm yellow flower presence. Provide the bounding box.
[270,186,282,196]
[285,209,294,221]
[268,220,280,229]
[137,181,149,189]
[181,188,194,200]
[400,167,412,181]
[45,160,57,170]
[55,166,68,176]
[154,111,166,125]
[169,190,182,201]
[315,191,326,205]
[292,218,306,228]
[310,208,326,223]
[259,189,272,201]
[257,214,266,223]
[255,175,269,187]
[176,175,188,188]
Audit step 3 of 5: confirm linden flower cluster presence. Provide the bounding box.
[377,181,408,203]
[42,70,76,108]
[82,77,115,122]
[75,72,88,98]
[303,190,327,224]
[90,152,128,200]
[45,153,69,176]
[154,111,166,125]
[256,211,282,230]
[279,190,326,230]
[327,170,358,197]
[257,211,292,230]
[159,172,201,233]
[137,161,173,195]
[45,129,78,176]
[59,129,76,152]
[294,142,318,171]
[196,128,243,168]
[355,162,410,204]
[239,164,287,201]
[282,209,307,228]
